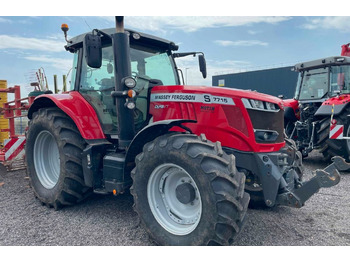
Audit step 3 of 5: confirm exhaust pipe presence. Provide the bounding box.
[113,16,135,148]
[115,16,124,33]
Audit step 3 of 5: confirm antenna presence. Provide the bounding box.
[83,18,92,31]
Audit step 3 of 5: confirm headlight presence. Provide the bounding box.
[123,77,136,89]
[126,101,136,109]
[242,98,280,112]
[251,99,264,109]
[254,129,279,142]
[265,102,278,111]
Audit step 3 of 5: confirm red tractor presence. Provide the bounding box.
[284,43,350,161]
[26,17,343,246]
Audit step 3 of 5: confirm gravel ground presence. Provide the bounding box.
[0,150,349,246]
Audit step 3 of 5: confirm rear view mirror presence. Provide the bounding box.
[84,34,102,68]
[198,54,207,79]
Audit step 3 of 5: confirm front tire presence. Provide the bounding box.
[26,107,90,209]
[130,133,249,246]
[319,107,350,161]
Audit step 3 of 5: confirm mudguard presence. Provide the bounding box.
[284,106,299,123]
[123,119,196,177]
[283,98,300,123]
[28,91,105,140]
[315,103,348,116]
[315,95,350,116]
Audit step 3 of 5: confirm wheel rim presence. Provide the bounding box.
[346,124,350,152]
[33,130,60,189]
[147,163,202,236]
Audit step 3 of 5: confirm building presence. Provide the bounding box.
[212,66,299,99]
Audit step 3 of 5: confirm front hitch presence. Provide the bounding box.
[332,156,350,171]
[276,159,341,208]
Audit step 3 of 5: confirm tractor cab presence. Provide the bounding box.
[284,55,350,158]
[63,26,206,138]
[294,56,350,102]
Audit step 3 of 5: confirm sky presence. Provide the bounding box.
[1,4,350,98]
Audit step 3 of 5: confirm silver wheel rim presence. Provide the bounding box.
[347,124,350,151]
[33,130,60,189]
[147,163,202,236]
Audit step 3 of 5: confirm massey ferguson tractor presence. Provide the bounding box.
[25,17,345,246]
[284,43,350,162]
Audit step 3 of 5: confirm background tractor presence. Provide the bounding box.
[284,43,350,162]
[26,17,342,246]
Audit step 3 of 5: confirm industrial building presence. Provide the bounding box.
[212,66,299,99]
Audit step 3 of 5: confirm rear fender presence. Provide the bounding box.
[28,92,105,140]
[315,95,350,117]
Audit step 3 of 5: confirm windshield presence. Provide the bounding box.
[330,65,350,96]
[130,47,178,85]
[298,68,328,100]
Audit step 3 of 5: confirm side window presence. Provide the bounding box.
[79,46,118,135]
[330,65,350,95]
[68,51,79,91]
[80,46,114,91]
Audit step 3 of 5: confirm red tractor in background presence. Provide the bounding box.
[25,17,344,246]
[284,43,350,162]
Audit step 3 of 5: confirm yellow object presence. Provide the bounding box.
[61,23,69,31]
[0,80,9,147]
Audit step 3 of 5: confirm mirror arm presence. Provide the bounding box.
[92,29,112,40]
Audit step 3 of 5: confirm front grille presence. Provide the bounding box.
[247,109,284,143]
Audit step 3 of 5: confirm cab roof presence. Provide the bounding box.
[294,56,350,71]
[64,28,179,53]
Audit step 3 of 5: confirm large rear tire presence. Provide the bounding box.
[130,133,249,246]
[26,107,90,209]
[319,107,350,161]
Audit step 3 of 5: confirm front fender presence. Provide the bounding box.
[28,91,105,140]
[284,106,298,124]
[283,98,299,123]
[123,119,196,178]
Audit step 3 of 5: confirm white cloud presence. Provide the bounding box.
[101,16,290,33]
[23,55,72,72]
[175,56,252,85]
[214,40,268,47]
[0,35,66,52]
[0,17,12,23]
[302,16,350,32]
[247,30,260,35]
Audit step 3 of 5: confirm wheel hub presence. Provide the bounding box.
[175,182,196,204]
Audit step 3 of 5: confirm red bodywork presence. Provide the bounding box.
[31,87,285,153]
[341,43,350,56]
[150,85,285,153]
[32,91,106,140]
[322,94,350,106]
[282,98,300,120]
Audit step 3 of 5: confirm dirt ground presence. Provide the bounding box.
[0,150,349,246]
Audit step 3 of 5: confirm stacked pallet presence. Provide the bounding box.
[0,80,9,147]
